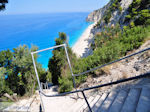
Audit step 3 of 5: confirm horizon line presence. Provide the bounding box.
[0,11,92,16]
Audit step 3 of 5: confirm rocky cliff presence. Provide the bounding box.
[87,0,132,24]
[86,2,111,22]
[87,0,150,33]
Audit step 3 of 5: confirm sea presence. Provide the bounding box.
[0,12,92,69]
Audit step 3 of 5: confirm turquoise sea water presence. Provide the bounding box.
[0,12,92,68]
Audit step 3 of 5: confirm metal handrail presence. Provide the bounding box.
[40,72,150,97]
[40,72,150,112]
[74,47,150,77]
[39,47,150,112]
[32,45,150,112]
[31,44,77,112]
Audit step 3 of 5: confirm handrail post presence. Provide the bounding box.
[31,53,45,112]
[64,44,79,98]
[81,91,92,112]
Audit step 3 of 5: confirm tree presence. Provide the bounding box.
[0,50,13,69]
[0,45,47,96]
[11,45,47,96]
[48,32,75,86]
[134,9,150,25]
[0,0,8,10]
[59,32,67,42]
[48,43,66,85]
[0,67,12,96]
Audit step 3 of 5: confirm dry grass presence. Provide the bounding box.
[119,71,129,80]
[93,65,111,77]
[143,33,150,42]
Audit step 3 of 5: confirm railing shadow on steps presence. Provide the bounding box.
[32,44,150,112]
[40,72,150,112]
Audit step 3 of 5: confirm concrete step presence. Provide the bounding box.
[83,95,101,112]
[136,87,150,112]
[78,96,95,112]
[135,78,150,85]
[108,89,129,112]
[42,95,75,112]
[92,93,108,112]
[121,88,141,112]
[3,97,35,112]
[133,83,150,89]
[97,91,118,112]
[67,98,85,112]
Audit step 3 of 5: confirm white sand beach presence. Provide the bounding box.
[72,23,96,57]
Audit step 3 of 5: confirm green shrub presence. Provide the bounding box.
[104,11,111,23]
[76,25,149,82]
[130,21,135,28]
[119,6,123,12]
[127,0,149,26]
[125,15,131,19]
[46,72,52,83]
[145,19,150,25]
[58,76,73,93]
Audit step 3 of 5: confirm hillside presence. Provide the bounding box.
[0,0,150,111]
[82,0,150,87]
[47,0,150,93]
[87,0,150,34]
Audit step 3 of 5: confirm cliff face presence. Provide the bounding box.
[109,0,133,26]
[86,2,111,22]
[87,0,150,35]
[87,0,133,27]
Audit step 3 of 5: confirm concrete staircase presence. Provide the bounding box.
[3,79,150,112]
[79,87,150,112]
[40,81,150,112]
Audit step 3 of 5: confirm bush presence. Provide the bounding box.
[119,6,123,12]
[49,25,150,93]
[104,11,111,24]
[0,45,45,97]
[75,25,149,83]
[127,0,150,26]
[125,15,132,22]
[145,19,150,25]
[130,21,135,28]
[58,76,73,93]
[46,72,52,83]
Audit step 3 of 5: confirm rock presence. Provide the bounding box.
[12,93,18,101]
[87,0,134,34]
[86,2,111,22]
[77,40,150,96]
[3,93,16,102]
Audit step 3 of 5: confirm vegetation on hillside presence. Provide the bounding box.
[47,0,150,93]
[1,24,149,97]
[48,32,77,92]
[47,24,150,93]
[0,45,48,99]
[0,0,150,97]
[95,0,150,28]
[103,0,122,24]
[125,0,150,26]
[73,25,149,84]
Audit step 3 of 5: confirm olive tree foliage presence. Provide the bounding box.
[48,32,68,85]
[0,45,47,96]
[48,32,77,93]
[0,67,10,96]
[0,0,8,10]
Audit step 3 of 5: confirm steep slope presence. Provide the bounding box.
[87,0,133,25]
[87,0,150,31]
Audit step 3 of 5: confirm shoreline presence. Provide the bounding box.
[72,22,96,57]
